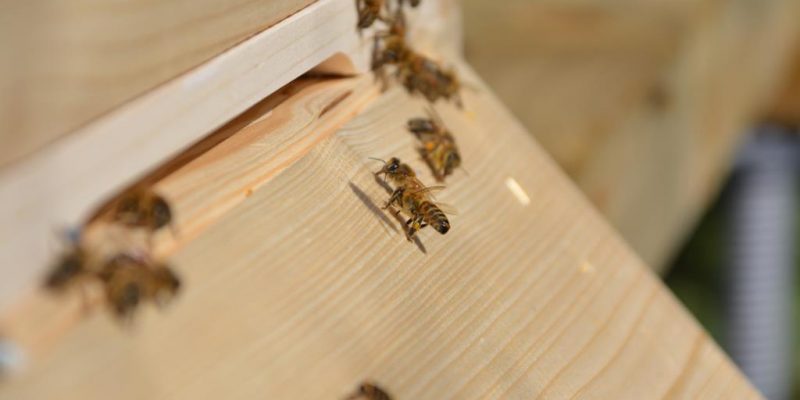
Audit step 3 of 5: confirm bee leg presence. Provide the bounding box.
[406,218,423,241]
[371,36,383,70]
[383,188,403,210]
[391,208,403,223]
[404,226,416,242]
[356,0,366,28]
[416,214,428,230]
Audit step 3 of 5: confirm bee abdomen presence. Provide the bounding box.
[420,202,450,234]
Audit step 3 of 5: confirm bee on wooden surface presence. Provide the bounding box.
[112,188,173,233]
[373,157,453,240]
[370,11,463,107]
[386,183,451,239]
[99,255,181,320]
[43,246,89,291]
[346,382,393,400]
[399,57,462,107]
[371,9,411,81]
[407,107,461,182]
[356,0,390,29]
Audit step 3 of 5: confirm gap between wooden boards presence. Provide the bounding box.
[0,74,380,365]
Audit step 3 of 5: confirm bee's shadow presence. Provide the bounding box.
[349,180,427,254]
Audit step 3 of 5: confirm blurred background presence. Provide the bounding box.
[461,0,800,398]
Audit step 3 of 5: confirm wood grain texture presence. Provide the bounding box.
[0,0,315,168]
[0,76,378,362]
[0,0,457,312]
[462,0,800,270]
[0,65,760,399]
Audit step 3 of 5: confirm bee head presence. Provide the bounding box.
[372,157,397,178]
[385,158,401,173]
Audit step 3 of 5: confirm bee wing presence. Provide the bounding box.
[409,185,446,199]
[434,202,459,216]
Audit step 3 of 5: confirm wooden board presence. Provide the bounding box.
[462,0,690,176]
[462,0,800,270]
[577,0,800,269]
[0,0,458,312]
[0,0,315,168]
[0,65,760,398]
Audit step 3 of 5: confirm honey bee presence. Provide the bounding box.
[113,188,173,233]
[371,9,411,74]
[99,255,181,320]
[374,157,452,239]
[356,0,390,29]
[43,224,179,321]
[371,12,463,107]
[346,382,393,400]
[399,58,463,107]
[407,106,461,181]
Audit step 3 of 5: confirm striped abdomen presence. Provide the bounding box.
[420,201,450,234]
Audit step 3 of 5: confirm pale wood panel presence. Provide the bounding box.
[462,0,692,177]
[0,0,315,168]
[462,0,800,270]
[577,0,800,269]
[0,65,759,398]
[0,76,378,360]
[0,0,461,312]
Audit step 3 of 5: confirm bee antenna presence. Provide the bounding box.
[367,157,388,183]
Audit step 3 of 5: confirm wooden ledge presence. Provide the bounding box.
[0,0,456,312]
[0,61,761,398]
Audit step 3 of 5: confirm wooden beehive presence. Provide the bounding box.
[3,0,796,398]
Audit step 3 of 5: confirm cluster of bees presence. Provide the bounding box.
[357,0,464,242]
[33,1,460,332]
[359,0,462,107]
[43,189,180,322]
